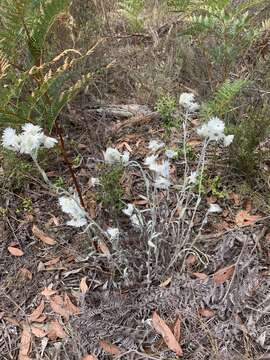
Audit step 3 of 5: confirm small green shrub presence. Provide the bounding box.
[98,164,124,215]
[230,107,270,177]
[155,93,177,132]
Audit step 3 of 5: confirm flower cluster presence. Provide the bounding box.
[59,195,87,227]
[103,147,129,165]
[144,140,171,190]
[179,92,199,113]
[2,124,58,157]
[197,117,234,146]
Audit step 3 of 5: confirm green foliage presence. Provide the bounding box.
[98,164,124,215]
[155,93,176,131]
[200,78,248,120]
[210,176,227,199]
[119,0,145,31]
[0,0,94,132]
[174,0,268,80]
[230,107,270,176]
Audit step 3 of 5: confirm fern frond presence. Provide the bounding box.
[32,0,71,50]
[200,78,248,120]
[0,51,10,80]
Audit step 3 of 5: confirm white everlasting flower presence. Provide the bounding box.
[19,131,44,156]
[121,150,130,164]
[208,203,223,213]
[2,127,21,150]
[148,139,165,152]
[106,227,120,240]
[2,123,57,156]
[22,123,42,135]
[103,147,121,164]
[123,203,134,217]
[130,214,141,228]
[188,171,198,184]
[90,177,100,186]
[59,196,87,228]
[43,136,58,149]
[223,134,234,147]
[154,176,171,189]
[197,117,225,141]
[151,160,170,179]
[144,154,158,167]
[179,92,199,112]
[165,149,177,159]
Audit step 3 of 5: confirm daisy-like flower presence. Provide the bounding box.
[59,196,87,228]
[2,127,21,151]
[148,139,165,152]
[43,136,58,149]
[144,154,158,167]
[103,147,121,164]
[165,149,177,159]
[188,171,198,185]
[154,176,171,189]
[130,214,141,228]
[1,123,58,157]
[179,92,199,112]
[208,203,223,213]
[197,117,225,141]
[103,147,130,165]
[123,203,134,217]
[106,227,120,240]
[223,135,234,147]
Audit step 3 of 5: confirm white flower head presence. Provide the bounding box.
[223,134,234,147]
[90,177,100,186]
[106,227,120,240]
[130,214,142,228]
[19,131,44,156]
[43,136,58,149]
[148,139,165,152]
[2,127,21,151]
[121,150,130,164]
[188,171,197,184]
[179,92,199,112]
[22,123,42,135]
[59,196,87,228]
[197,117,225,142]
[165,149,177,159]
[144,154,158,167]
[103,147,121,164]
[208,203,223,213]
[154,176,171,189]
[123,203,134,217]
[154,160,170,178]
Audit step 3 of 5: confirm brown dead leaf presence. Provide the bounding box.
[192,272,209,281]
[4,317,20,326]
[81,355,98,360]
[213,264,235,285]
[41,287,57,299]
[80,277,89,293]
[99,340,122,355]
[98,240,110,255]
[31,326,47,338]
[19,268,33,280]
[50,295,69,320]
[159,277,172,288]
[44,257,60,266]
[173,317,181,342]
[152,311,183,356]
[186,254,197,266]
[198,308,215,318]
[18,325,31,360]
[8,246,24,257]
[32,225,57,245]
[64,294,80,316]
[47,320,68,340]
[187,139,202,147]
[235,210,261,226]
[28,300,45,322]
